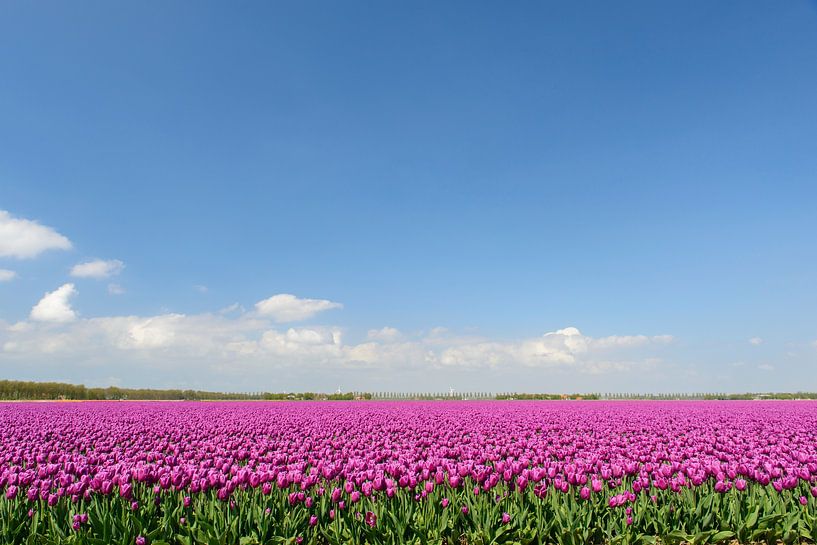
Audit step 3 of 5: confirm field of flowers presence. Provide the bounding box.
[2,401,817,545]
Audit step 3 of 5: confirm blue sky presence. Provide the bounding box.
[1,1,816,393]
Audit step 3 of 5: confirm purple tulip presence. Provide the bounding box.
[1,398,816,543]
[120,484,133,499]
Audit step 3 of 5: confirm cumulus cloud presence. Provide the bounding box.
[3,286,673,390]
[219,303,243,314]
[367,327,401,341]
[592,334,673,349]
[1,309,669,380]
[0,210,72,259]
[29,283,78,323]
[255,293,342,322]
[426,327,671,372]
[70,259,124,279]
[437,327,671,368]
[0,269,17,282]
[749,337,763,346]
[107,283,125,295]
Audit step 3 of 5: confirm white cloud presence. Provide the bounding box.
[758,363,775,371]
[255,293,342,322]
[29,283,78,323]
[194,285,208,293]
[367,327,401,341]
[1,309,668,382]
[107,283,125,295]
[0,269,17,282]
[0,210,72,259]
[3,287,675,391]
[70,259,124,279]
[433,327,671,369]
[219,303,243,314]
[6,321,30,332]
[749,337,763,346]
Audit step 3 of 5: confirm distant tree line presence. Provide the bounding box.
[597,392,817,400]
[2,380,815,401]
[495,393,600,400]
[371,392,496,400]
[0,380,373,401]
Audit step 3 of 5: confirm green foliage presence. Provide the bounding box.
[1,479,815,544]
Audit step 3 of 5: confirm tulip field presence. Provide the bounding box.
[3,402,817,545]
